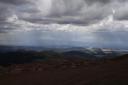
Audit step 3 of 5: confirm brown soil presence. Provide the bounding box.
[0,55,128,85]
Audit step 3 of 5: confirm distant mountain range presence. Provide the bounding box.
[0,45,128,65]
[0,45,128,57]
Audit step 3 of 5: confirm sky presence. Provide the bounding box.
[0,0,128,49]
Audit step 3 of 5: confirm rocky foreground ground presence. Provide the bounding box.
[0,54,128,85]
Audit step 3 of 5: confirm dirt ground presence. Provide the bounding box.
[0,57,128,85]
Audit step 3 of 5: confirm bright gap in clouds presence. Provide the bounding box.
[0,0,128,49]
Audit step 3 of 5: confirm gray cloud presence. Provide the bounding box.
[84,0,111,5]
[0,0,128,25]
[0,0,29,5]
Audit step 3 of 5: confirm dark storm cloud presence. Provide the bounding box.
[0,0,128,26]
[0,6,13,20]
[85,0,111,5]
[0,0,29,5]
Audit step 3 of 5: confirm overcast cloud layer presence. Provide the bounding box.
[0,0,128,49]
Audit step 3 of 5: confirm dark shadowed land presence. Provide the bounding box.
[0,48,128,85]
